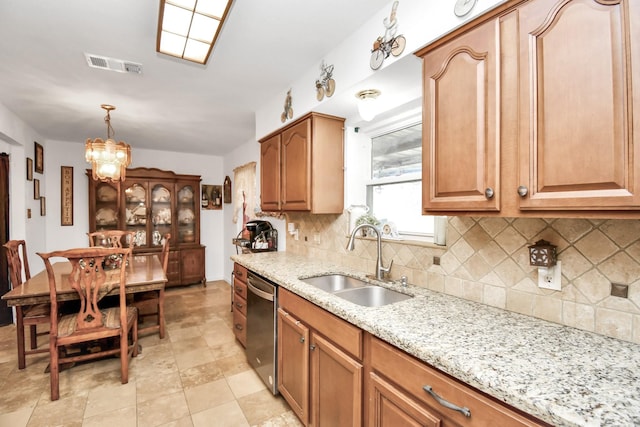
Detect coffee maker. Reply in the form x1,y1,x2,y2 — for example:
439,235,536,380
234,220,278,252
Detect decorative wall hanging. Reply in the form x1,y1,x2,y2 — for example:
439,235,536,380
369,1,406,70
61,166,74,226
33,178,40,199
40,197,46,216
281,89,293,123
202,184,222,210
454,0,477,17
34,141,44,174
26,158,33,181
224,176,232,203
315,61,336,101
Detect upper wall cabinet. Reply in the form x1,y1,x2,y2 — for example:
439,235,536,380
417,0,640,218
259,112,345,214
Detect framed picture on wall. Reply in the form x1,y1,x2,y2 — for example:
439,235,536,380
26,157,33,181
34,141,44,174
33,178,40,199
61,166,73,226
40,197,46,216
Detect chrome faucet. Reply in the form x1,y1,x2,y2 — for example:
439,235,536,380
346,224,393,281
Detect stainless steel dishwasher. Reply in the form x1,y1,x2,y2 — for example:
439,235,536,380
246,271,278,394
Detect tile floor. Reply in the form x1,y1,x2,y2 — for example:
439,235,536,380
0,281,303,427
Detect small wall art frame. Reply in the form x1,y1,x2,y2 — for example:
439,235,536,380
34,141,44,174
40,197,46,216
26,157,33,181
61,166,73,226
33,178,40,199
201,184,222,210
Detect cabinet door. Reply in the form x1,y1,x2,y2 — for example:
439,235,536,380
310,333,362,427
518,0,640,210
92,181,120,232
260,134,281,211
176,182,198,245
422,18,500,212
180,246,204,285
369,373,441,427
123,180,149,247
150,182,173,249
277,308,310,425
281,118,312,211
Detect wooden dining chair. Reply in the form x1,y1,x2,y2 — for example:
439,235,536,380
87,230,136,250
2,239,50,369
133,233,170,338
38,247,139,401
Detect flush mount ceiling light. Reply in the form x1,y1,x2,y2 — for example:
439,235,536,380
157,0,233,64
85,105,132,182
356,89,381,121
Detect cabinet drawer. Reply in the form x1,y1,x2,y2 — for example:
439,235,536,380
233,293,247,316
279,288,362,360
233,277,247,301
234,263,248,282
233,309,246,347
369,336,546,427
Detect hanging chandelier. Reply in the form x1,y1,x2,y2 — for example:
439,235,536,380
85,104,131,182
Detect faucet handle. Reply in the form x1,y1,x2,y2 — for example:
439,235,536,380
382,259,393,275
400,275,408,287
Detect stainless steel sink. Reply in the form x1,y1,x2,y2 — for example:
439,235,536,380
301,274,367,292
334,286,412,307
300,274,412,307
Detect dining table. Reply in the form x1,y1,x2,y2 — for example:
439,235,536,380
1,253,167,368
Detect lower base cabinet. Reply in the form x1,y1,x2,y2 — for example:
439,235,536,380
232,263,248,347
367,335,548,427
278,288,363,426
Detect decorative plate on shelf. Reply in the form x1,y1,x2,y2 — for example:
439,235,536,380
178,208,195,224
126,185,146,203
152,207,172,225
178,187,193,203
95,208,117,226
97,185,117,202
152,187,171,202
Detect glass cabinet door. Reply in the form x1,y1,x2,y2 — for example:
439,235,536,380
150,182,173,248
124,181,148,248
94,182,119,231
176,183,196,244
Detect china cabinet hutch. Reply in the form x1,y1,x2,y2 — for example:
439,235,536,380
87,167,205,287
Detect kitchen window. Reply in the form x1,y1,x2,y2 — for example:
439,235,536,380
366,122,435,239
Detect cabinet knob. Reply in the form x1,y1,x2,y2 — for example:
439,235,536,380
484,188,494,199
517,186,528,197
310,344,316,351
299,336,305,343
234,323,243,330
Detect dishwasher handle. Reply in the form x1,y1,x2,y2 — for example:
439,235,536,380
247,277,275,302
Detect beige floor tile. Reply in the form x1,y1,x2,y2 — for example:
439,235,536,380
173,347,216,371
179,360,224,389
157,415,194,427
191,400,250,427
83,406,137,427
137,390,190,427
253,410,304,427
27,394,86,427
136,369,184,403
236,389,291,426
0,405,34,427
84,381,137,418
214,355,252,377
183,377,236,414
227,369,267,399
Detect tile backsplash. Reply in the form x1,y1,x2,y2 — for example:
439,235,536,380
285,213,640,344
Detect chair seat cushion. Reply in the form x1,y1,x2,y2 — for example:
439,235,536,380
23,303,50,318
57,306,137,338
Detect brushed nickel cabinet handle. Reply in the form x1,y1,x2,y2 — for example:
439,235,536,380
235,323,243,330
310,344,316,351
517,185,528,197
299,336,305,343
423,385,471,417
484,188,494,199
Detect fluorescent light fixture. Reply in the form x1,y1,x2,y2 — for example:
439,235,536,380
157,0,233,64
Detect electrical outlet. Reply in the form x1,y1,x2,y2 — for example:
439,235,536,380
537,261,562,291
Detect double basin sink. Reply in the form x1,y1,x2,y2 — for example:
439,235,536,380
300,274,412,307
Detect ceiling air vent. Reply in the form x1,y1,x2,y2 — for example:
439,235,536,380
84,53,143,75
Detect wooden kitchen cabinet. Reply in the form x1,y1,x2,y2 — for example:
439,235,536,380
367,335,547,427
232,263,248,347
259,112,345,213
278,288,363,426
421,15,500,212
88,167,205,286
417,0,640,218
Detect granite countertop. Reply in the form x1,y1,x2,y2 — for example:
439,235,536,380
231,252,640,427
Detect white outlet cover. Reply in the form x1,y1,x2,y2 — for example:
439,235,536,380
538,261,562,291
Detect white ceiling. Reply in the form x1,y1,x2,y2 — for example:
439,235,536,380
0,0,400,156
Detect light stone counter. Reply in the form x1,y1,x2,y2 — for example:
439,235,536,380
232,252,640,427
